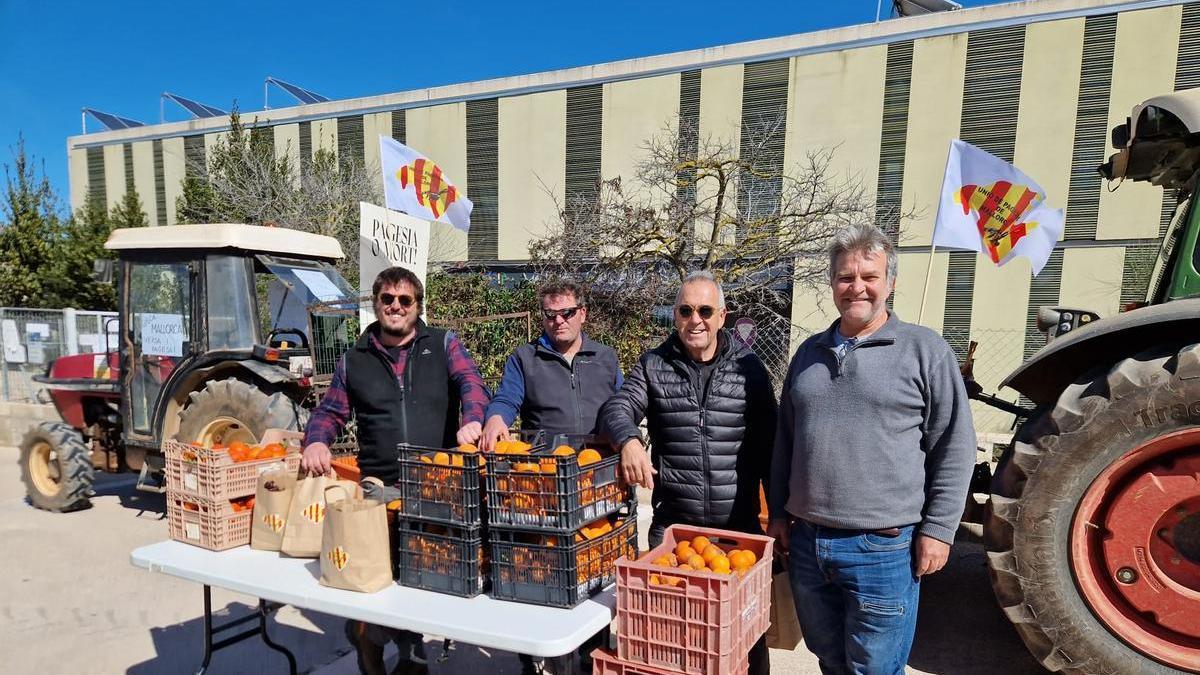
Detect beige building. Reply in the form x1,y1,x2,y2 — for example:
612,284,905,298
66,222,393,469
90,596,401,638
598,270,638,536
67,0,1199,429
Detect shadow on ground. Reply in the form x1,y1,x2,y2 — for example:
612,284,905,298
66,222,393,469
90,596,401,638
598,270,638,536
907,530,1046,674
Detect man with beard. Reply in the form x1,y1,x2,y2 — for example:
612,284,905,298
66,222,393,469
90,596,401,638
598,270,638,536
301,266,489,675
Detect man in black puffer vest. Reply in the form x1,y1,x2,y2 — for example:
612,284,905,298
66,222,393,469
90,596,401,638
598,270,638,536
302,266,489,675
600,271,777,675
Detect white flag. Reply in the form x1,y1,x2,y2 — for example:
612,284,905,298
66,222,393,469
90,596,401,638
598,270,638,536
933,139,1064,276
379,135,472,232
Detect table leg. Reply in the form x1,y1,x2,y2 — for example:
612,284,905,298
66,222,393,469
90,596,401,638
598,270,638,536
193,584,297,675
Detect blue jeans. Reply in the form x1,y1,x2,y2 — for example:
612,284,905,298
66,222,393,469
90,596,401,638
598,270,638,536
787,519,919,675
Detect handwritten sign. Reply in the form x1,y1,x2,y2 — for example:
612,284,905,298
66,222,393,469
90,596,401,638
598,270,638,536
140,313,184,357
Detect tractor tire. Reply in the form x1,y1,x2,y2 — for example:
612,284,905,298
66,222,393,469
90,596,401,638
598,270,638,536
985,343,1200,674
176,378,306,446
19,421,93,512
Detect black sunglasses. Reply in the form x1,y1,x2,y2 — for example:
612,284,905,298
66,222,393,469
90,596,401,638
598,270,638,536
378,292,417,308
542,306,583,321
676,304,717,320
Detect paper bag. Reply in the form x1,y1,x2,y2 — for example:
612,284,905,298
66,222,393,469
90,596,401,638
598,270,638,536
766,560,803,650
250,470,296,551
320,485,392,593
281,473,357,557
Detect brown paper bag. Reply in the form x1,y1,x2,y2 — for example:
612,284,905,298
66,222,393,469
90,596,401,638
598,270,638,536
766,561,803,650
281,473,357,557
250,470,296,551
320,485,392,593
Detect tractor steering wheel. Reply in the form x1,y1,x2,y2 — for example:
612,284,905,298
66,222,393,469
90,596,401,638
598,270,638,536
267,328,309,349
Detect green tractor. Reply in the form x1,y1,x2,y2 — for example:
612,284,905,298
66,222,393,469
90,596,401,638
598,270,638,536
982,89,1200,672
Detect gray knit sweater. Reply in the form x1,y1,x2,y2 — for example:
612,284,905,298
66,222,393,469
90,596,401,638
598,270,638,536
768,312,976,544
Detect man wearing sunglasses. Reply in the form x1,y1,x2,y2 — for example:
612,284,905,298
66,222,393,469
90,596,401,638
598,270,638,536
599,270,776,675
768,224,975,675
479,277,622,675
301,266,489,675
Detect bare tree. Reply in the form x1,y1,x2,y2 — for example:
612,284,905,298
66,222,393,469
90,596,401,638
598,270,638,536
531,115,878,315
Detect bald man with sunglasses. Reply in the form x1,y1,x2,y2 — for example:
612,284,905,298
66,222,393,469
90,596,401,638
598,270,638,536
599,271,777,674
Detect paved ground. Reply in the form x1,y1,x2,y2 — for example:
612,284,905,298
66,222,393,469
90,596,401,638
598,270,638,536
1,446,1046,674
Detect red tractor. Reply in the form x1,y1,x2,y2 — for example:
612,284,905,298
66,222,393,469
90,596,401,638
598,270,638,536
19,223,355,512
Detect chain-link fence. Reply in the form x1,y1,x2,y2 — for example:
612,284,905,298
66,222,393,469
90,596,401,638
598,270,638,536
0,307,118,403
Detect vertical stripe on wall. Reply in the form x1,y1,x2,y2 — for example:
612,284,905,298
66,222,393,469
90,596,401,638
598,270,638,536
122,143,134,192
565,85,603,212
677,70,702,219
1120,244,1159,308
250,125,274,158
875,41,914,239
337,115,364,167
153,140,166,225
391,110,406,143
184,135,206,177
738,59,789,227
1024,249,1064,358
466,98,499,261
943,26,1026,357
87,147,105,206
1064,14,1118,240
298,121,312,174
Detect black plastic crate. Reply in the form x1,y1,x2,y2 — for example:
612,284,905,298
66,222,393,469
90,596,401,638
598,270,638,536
396,444,485,527
489,507,637,609
395,518,488,598
484,433,631,532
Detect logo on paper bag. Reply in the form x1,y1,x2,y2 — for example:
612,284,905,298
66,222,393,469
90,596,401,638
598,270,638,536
302,502,326,524
262,513,285,533
328,546,349,571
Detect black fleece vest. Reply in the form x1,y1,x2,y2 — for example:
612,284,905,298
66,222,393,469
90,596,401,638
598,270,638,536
345,324,458,483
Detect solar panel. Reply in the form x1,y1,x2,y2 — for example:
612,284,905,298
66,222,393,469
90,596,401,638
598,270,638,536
83,108,145,131
266,77,330,104
163,93,227,118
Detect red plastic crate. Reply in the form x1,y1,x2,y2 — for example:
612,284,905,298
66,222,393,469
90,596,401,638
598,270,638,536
590,648,747,675
615,524,772,675
166,493,254,551
163,438,300,501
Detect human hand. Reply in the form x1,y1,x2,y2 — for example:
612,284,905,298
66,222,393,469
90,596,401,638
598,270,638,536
300,442,332,476
619,438,656,489
767,519,791,559
914,535,951,576
456,421,483,446
479,415,510,452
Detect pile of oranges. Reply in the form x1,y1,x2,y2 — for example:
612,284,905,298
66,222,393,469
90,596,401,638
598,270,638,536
648,535,758,586
402,524,487,581
179,495,256,513
492,445,611,523
497,515,631,587
226,441,288,463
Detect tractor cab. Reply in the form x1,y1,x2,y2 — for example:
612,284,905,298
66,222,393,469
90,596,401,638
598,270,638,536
21,223,354,512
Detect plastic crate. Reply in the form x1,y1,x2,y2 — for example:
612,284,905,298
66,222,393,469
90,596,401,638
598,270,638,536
490,509,637,608
395,518,488,598
484,434,629,531
166,493,254,551
615,524,772,675
589,648,747,675
163,438,300,502
331,454,360,482
395,444,486,526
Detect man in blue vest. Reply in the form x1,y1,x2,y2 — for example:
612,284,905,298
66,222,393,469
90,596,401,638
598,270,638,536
481,277,622,675
302,266,489,675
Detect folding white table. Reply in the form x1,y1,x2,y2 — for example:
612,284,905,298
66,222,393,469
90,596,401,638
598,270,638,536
131,541,615,674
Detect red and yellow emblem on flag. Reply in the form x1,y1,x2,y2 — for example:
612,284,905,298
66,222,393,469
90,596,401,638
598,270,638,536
327,546,349,571
302,502,325,524
397,159,459,220
954,180,1041,264
262,513,285,533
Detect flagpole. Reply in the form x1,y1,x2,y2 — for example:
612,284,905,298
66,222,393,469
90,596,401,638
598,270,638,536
917,242,937,326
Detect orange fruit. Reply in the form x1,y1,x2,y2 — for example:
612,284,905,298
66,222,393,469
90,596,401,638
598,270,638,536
686,554,706,569
650,574,662,586
664,575,682,587
459,443,478,453
709,556,732,575
539,459,558,474
552,445,576,456
433,452,451,466
577,449,602,466
653,555,673,567
451,454,465,468
690,536,711,554
701,547,721,565
419,456,433,464
513,462,540,473
511,441,533,454
674,543,694,561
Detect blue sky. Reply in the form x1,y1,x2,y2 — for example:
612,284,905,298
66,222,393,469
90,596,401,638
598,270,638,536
0,0,1005,210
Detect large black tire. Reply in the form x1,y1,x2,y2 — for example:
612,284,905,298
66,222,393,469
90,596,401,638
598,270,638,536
176,378,306,445
19,421,93,512
985,343,1200,674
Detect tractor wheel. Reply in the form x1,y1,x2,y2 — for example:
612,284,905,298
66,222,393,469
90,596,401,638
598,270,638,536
19,421,93,512
176,378,306,446
985,343,1200,673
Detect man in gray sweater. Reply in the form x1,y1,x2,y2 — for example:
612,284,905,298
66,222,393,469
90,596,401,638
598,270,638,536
768,223,976,674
